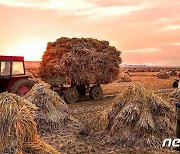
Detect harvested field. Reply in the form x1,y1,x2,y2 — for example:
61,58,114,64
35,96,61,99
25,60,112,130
23,63,178,153
102,72,175,95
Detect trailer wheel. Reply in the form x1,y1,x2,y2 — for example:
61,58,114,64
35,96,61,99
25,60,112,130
64,87,78,103
173,80,179,88
9,79,35,96
90,85,103,100
76,85,86,96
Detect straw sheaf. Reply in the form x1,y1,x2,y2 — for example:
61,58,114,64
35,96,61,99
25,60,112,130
85,83,175,148
171,88,180,101
157,70,169,79
25,84,79,132
0,92,59,154
117,72,132,82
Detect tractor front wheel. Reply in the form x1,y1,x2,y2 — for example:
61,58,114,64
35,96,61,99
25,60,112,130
63,87,79,103
9,79,35,96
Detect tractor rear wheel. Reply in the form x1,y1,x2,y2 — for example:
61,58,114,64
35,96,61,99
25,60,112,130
63,87,79,103
90,85,103,100
9,79,35,96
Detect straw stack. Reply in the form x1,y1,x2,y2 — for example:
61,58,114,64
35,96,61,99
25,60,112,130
39,37,122,85
171,88,180,100
25,84,79,132
124,69,131,76
0,92,59,154
157,70,169,79
169,70,178,76
117,72,132,82
83,84,175,148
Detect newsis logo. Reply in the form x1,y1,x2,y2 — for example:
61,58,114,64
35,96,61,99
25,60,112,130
162,139,180,148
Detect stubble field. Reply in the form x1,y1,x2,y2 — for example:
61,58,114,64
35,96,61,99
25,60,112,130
25,62,178,154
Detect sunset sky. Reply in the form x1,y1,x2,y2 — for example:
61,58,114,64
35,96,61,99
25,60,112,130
0,0,180,66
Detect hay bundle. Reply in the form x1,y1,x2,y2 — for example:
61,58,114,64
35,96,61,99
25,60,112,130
0,92,59,154
171,88,180,100
117,72,131,82
169,70,178,76
124,69,131,76
84,84,175,148
39,37,122,85
157,70,169,79
25,84,78,132
26,71,39,83
26,72,51,88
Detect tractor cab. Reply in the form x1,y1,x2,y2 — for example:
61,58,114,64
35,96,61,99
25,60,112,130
0,56,34,95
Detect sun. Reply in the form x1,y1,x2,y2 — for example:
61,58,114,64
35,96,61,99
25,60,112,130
6,38,46,61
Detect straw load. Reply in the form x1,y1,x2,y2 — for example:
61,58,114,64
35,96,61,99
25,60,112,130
0,92,59,154
25,84,79,132
38,37,122,85
117,72,132,82
157,70,169,79
82,84,175,148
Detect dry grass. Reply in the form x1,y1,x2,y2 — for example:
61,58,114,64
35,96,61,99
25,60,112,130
82,83,175,148
0,92,59,154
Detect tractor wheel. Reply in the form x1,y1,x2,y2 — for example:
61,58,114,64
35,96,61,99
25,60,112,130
9,79,35,96
173,80,179,88
63,87,79,103
90,85,103,100
76,85,86,96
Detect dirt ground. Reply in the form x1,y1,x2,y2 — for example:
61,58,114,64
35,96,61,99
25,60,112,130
34,71,179,154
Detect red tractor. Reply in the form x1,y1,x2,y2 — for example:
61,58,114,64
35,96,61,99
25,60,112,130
0,55,35,96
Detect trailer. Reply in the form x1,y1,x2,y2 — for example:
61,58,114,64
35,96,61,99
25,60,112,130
46,76,103,103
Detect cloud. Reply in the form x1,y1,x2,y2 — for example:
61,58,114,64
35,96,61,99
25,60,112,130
77,5,150,19
0,0,153,19
124,48,160,53
162,42,180,46
162,25,180,31
0,0,94,11
90,0,143,7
